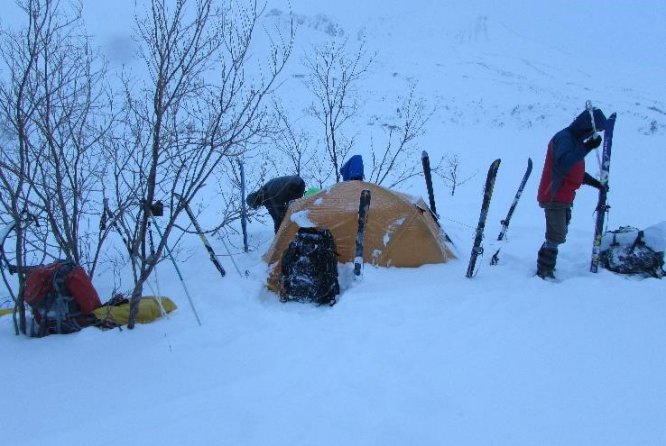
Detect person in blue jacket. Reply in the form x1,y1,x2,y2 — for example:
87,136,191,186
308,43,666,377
340,155,364,181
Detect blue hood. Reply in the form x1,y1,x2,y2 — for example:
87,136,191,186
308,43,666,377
569,108,608,138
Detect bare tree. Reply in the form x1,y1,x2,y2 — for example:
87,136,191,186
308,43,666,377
0,5,44,333
437,153,476,196
108,0,292,328
443,153,461,196
0,0,113,334
304,38,372,182
368,84,435,188
308,151,334,189
271,99,315,178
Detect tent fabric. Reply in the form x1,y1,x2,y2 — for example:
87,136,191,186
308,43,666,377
92,296,177,325
264,181,455,289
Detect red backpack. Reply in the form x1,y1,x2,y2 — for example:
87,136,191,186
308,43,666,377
23,260,102,336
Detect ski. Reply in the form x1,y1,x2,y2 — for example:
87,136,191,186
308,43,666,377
421,150,455,246
175,194,226,278
354,189,371,276
421,150,438,219
590,112,617,273
238,159,249,253
490,157,533,265
466,158,501,278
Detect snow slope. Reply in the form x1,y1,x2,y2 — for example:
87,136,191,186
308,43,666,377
1,1,665,445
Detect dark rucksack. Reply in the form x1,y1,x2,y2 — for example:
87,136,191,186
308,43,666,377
279,227,340,305
23,260,102,336
599,226,665,278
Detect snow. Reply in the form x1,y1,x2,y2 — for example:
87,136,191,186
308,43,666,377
384,218,405,246
2,1,666,445
644,222,666,252
290,209,316,228
600,222,666,253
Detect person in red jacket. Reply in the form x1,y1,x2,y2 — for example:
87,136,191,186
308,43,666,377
536,106,607,279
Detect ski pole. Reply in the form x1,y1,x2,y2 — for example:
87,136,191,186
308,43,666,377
218,233,245,278
146,222,168,318
174,193,226,278
149,216,202,326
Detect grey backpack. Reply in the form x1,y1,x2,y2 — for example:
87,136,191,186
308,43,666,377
599,226,665,278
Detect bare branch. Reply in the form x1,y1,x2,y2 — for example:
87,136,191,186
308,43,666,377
109,0,293,327
368,83,435,188
303,38,373,182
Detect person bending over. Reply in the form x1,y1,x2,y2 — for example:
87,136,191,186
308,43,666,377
246,175,306,233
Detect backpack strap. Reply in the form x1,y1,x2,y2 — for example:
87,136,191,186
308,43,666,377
631,231,664,279
611,231,619,246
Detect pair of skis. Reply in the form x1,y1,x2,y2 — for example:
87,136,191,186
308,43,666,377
466,157,533,277
490,158,533,265
420,151,532,277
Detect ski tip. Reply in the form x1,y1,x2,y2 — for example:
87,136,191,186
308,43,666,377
421,150,429,159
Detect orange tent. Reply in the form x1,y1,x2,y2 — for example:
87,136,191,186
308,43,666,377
263,181,455,288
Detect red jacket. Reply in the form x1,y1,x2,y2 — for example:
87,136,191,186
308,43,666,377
537,139,585,204
537,108,607,205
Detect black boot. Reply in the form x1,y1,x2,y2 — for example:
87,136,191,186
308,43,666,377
537,243,558,279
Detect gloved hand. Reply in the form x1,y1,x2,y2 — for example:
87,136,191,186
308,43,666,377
594,179,609,192
584,174,608,192
584,133,602,149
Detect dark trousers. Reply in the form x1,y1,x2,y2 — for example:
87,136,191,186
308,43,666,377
266,202,288,233
538,203,572,275
544,206,572,245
